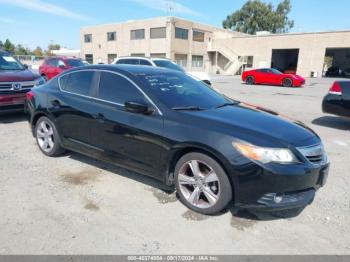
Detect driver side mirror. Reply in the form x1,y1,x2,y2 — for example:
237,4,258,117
58,64,66,69
124,101,153,115
23,64,29,69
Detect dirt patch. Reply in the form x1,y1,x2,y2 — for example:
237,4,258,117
230,216,257,231
148,188,177,204
182,210,209,221
84,200,100,211
61,169,101,186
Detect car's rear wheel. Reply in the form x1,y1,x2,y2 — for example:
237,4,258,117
35,116,65,157
246,76,255,85
174,152,232,215
282,78,293,87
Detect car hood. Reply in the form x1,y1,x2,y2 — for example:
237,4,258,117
184,102,318,147
0,69,40,82
287,74,304,80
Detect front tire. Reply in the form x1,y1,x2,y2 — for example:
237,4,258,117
282,78,293,87
35,116,65,157
175,152,232,215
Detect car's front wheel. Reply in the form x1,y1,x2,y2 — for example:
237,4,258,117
175,152,232,215
35,116,65,157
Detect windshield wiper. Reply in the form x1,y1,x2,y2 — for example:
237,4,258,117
215,101,239,109
172,106,204,111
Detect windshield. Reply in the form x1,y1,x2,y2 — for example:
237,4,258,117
137,71,228,110
271,68,282,74
153,60,185,72
66,59,84,67
0,55,24,70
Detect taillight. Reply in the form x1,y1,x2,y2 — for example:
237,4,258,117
329,82,342,95
26,91,34,101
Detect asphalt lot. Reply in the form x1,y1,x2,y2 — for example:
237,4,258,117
0,76,349,254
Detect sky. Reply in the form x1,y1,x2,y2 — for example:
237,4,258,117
0,0,349,50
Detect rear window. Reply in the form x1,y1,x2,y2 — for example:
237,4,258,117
60,71,94,96
116,59,139,65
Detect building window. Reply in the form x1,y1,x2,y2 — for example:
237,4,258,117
192,55,204,68
85,54,93,64
175,27,188,40
107,32,116,41
130,53,145,57
84,34,92,43
131,29,145,40
175,54,187,67
107,54,117,64
150,27,166,39
247,56,254,68
193,30,205,42
151,53,166,58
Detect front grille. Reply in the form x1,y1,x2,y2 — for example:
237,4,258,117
0,81,35,91
297,144,326,165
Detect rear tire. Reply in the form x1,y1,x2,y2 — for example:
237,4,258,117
174,152,232,215
246,76,255,85
35,116,65,157
282,78,293,87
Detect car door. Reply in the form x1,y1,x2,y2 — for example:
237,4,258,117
46,58,58,79
50,70,99,152
89,71,165,177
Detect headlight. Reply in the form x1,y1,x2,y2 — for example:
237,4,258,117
232,141,298,164
34,77,45,87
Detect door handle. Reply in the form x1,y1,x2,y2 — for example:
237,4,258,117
93,113,105,123
50,100,61,108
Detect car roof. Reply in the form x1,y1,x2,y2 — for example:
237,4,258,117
0,50,10,56
116,56,152,60
67,64,177,76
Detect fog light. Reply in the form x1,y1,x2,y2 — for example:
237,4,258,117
274,194,283,203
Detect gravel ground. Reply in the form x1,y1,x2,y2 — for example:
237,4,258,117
0,76,349,255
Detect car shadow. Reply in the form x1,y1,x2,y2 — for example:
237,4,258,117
312,116,350,131
0,112,27,124
67,152,304,221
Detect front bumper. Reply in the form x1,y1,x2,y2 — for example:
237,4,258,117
322,94,350,118
0,93,26,114
232,161,330,211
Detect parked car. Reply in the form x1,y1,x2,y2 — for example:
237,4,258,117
242,68,305,87
322,81,350,118
39,57,85,80
325,66,343,77
343,68,350,78
113,56,212,86
0,50,45,114
26,65,329,215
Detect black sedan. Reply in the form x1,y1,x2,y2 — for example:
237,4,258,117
26,65,329,215
322,81,350,118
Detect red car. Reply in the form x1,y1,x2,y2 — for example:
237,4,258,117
39,57,84,80
0,50,45,114
242,68,305,87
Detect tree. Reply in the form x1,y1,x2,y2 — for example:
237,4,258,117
0,41,3,50
3,39,15,53
15,44,31,55
45,43,61,56
223,0,294,34
32,46,43,57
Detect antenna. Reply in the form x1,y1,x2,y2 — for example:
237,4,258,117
166,0,175,17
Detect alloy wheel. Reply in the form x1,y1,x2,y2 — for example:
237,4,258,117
36,120,55,153
178,160,220,208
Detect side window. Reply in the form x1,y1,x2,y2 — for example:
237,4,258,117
60,71,94,96
139,59,152,66
116,59,138,65
97,72,145,105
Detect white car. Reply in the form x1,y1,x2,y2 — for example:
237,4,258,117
112,57,211,86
